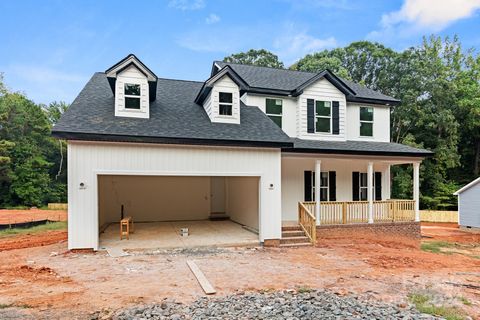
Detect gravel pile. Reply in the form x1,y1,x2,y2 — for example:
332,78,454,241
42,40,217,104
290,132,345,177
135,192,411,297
111,290,438,320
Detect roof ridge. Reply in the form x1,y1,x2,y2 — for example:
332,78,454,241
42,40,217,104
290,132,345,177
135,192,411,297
96,72,203,84
216,60,318,75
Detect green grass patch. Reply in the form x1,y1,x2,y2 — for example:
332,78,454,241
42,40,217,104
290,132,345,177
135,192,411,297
458,296,472,306
2,206,30,210
0,221,67,238
0,303,12,309
408,293,466,320
296,285,313,293
421,241,455,254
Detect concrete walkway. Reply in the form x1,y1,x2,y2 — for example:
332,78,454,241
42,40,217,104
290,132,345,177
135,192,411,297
100,220,259,250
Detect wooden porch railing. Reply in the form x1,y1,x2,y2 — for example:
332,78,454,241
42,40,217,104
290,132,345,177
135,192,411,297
301,200,415,225
298,202,316,244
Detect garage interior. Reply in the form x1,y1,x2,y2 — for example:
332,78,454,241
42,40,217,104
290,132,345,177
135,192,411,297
97,175,260,249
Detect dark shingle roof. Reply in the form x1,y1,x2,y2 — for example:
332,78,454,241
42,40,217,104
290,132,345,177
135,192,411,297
340,79,398,103
215,61,399,104
286,139,432,157
215,61,315,91
52,73,292,147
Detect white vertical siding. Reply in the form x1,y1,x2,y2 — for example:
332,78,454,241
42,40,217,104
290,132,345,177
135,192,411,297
346,103,390,142
298,78,347,141
458,187,480,228
68,141,282,249
281,156,390,221
243,94,298,137
115,66,149,119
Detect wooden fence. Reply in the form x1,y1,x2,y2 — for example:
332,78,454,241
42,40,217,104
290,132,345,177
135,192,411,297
47,203,68,210
420,210,458,223
301,200,415,225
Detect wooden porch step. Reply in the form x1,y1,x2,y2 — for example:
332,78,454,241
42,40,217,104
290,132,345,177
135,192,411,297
281,225,303,232
280,236,310,244
281,230,306,237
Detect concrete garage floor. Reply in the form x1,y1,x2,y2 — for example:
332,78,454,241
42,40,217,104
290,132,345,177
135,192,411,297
99,220,259,250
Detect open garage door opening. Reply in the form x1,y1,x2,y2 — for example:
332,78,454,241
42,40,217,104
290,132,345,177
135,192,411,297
97,175,260,250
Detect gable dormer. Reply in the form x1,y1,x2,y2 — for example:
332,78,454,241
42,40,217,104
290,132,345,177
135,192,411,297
195,66,248,124
105,54,157,119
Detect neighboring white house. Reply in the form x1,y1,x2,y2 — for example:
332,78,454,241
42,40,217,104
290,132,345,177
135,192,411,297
52,54,432,250
454,177,480,230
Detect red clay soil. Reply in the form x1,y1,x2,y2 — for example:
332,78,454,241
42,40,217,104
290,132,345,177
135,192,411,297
0,231,67,252
421,223,480,243
0,209,67,224
0,225,479,318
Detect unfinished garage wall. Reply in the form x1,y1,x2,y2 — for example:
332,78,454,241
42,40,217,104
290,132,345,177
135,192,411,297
98,175,211,224
225,177,259,230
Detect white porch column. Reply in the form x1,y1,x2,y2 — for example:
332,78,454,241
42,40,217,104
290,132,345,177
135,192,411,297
315,160,321,226
367,161,374,224
385,164,391,199
413,162,420,222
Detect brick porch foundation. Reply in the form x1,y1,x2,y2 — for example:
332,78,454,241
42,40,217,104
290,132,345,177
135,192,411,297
316,221,421,240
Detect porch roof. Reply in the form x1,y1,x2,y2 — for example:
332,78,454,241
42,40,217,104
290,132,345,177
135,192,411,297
284,139,433,158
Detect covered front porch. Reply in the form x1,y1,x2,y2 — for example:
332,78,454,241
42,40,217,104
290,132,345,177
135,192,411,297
282,153,422,243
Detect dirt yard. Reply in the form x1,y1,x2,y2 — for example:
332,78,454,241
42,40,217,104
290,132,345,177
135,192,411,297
0,222,479,319
0,209,67,224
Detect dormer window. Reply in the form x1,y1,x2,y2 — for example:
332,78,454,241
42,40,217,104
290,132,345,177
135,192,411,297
124,83,141,109
105,54,158,119
219,92,233,116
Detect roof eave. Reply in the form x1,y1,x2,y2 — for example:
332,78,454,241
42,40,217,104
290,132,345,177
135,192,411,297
346,95,401,106
51,131,293,149
453,177,480,195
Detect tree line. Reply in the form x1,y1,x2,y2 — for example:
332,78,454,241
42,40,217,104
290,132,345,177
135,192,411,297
0,75,67,207
224,36,480,210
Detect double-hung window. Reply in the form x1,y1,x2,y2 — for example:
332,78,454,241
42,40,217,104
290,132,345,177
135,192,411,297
266,98,282,128
360,106,374,137
311,171,329,201
315,101,331,133
124,83,141,109
359,172,375,201
219,92,233,116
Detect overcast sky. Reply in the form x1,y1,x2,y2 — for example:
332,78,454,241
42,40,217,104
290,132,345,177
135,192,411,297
1,0,480,104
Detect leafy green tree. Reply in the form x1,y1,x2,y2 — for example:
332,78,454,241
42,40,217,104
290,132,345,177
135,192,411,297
455,54,480,177
44,101,69,125
290,50,350,78
0,92,55,206
223,49,284,68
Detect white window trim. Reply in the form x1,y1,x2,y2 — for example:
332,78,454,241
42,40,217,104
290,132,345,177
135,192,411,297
219,91,233,116
359,106,374,137
311,171,329,201
314,100,332,134
123,82,143,111
265,98,283,126
359,172,375,201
